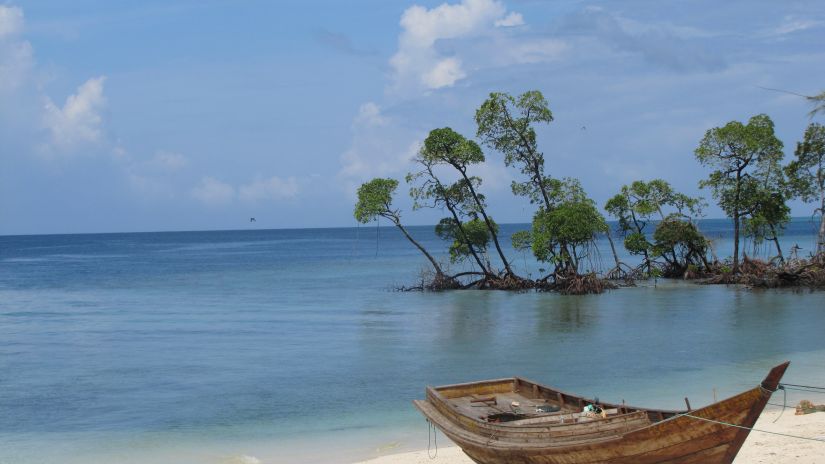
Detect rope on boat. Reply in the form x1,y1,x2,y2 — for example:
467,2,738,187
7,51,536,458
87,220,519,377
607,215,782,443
680,413,825,443
780,383,825,394
427,419,438,459
771,385,787,424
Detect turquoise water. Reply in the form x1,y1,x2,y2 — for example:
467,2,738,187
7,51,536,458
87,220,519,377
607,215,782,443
1,220,824,464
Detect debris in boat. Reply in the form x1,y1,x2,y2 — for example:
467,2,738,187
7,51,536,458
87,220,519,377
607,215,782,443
535,404,560,413
796,400,825,415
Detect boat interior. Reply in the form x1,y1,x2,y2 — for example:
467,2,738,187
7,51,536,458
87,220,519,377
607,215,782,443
430,377,686,427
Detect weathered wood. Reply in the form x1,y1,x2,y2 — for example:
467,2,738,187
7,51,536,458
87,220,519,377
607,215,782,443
413,362,789,464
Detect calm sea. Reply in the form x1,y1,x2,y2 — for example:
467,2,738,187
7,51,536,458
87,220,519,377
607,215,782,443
1,219,824,464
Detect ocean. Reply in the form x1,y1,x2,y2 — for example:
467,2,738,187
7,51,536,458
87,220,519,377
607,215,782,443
1,219,824,463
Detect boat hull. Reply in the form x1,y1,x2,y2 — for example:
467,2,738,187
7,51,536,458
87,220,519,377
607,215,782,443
414,362,788,464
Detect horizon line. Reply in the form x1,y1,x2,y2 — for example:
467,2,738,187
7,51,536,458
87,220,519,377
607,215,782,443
1,216,822,239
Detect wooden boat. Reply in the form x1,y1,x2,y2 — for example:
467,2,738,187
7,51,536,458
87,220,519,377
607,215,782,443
413,361,789,464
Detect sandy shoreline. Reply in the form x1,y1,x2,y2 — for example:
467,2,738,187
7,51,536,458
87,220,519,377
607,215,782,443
354,408,825,464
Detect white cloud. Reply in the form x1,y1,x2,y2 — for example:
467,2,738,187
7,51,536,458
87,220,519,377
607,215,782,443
191,177,235,206
148,150,188,171
0,5,24,38
422,58,467,89
43,76,107,152
772,16,822,35
338,102,420,195
387,0,567,95
238,176,299,202
0,5,32,93
389,0,517,93
562,7,725,72
190,174,301,206
422,57,466,89
354,102,387,127
494,12,523,28
503,39,567,65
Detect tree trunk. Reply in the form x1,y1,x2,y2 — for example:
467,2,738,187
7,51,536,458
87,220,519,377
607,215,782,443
457,169,515,277
819,187,825,255
769,224,784,263
733,211,740,274
733,169,742,274
446,204,492,276
392,219,444,276
605,227,621,269
426,165,491,276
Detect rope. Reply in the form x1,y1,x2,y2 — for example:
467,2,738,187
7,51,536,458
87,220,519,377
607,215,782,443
772,385,786,424
782,383,825,390
680,413,825,443
780,383,825,394
427,419,438,459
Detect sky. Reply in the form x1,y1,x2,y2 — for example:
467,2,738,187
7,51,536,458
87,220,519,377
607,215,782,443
1,0,824,235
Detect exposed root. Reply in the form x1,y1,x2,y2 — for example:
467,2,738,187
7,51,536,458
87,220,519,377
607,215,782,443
698,254,825,289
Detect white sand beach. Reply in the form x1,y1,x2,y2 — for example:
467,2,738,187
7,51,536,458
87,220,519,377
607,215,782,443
354,409,825,464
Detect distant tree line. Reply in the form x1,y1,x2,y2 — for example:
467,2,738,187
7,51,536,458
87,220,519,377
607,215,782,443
355,89,825,293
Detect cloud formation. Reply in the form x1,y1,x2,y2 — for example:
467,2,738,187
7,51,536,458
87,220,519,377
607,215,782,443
43,77,108,152
190,175,301,206
191,177,235,206
0,5,32,93
563,6,725,72
390,0,517,93
238,176,299,202
338,102,420,195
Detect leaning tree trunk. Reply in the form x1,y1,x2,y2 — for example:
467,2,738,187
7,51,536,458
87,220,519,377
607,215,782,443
457,169,515,277
391,218,445,277
819,188,825,255
733,170,742,274
426,165,492,276
605,228,621,269
733,212,740,274
769,224,784,264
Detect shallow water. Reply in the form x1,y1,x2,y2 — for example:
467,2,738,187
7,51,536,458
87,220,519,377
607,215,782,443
1,220,823,463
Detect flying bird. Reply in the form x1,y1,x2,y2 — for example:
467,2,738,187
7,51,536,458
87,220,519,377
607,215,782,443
250,217,256,222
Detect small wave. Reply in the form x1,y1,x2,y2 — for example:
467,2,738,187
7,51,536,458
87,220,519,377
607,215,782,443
221,455,261,464
2,257,50,263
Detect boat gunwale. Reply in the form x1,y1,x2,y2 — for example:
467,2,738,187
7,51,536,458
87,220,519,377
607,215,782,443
426,385,654,433
427,376,685,430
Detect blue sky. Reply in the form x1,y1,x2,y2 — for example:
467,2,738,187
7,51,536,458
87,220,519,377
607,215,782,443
1,0,823,235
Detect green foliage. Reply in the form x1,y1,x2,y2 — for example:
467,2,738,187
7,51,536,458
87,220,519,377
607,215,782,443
604,179,704,270
786,123,825,205
695,114,786,269
421,127,485,167
742,190,791,245
530,198,607,264
695,114,784,218
624,232,652,256
354,178,399,224
435,217,495,263
511,230,532,251
475,90,554,205
787,122,825,253
408,127,489,216
407,165,480,213
652,216,708,267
